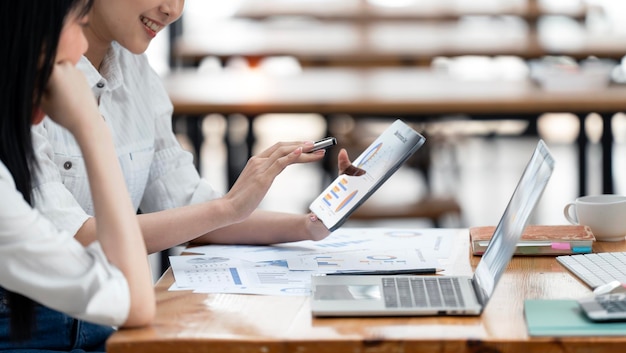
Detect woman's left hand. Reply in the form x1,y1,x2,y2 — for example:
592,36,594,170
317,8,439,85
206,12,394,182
307,148,365,240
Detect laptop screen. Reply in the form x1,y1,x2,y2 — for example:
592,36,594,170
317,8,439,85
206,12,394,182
472,140,555,306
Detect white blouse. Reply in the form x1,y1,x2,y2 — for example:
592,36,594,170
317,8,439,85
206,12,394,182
31,42,220,236
0,161,129,326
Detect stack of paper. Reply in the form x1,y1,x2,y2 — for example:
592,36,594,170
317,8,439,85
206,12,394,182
168,228,462,296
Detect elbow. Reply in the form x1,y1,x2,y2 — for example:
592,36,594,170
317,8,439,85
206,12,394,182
122,302,156,328
121,292,156,328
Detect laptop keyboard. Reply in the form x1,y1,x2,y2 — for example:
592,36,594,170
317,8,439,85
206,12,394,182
382,277,465,308
556,252,626,288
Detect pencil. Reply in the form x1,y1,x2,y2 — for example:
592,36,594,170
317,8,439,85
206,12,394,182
325,268,443,276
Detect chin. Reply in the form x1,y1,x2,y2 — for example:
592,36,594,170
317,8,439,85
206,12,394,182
125,40,151,55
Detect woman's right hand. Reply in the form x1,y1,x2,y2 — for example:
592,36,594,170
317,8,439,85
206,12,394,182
223,141,325,223
39,61,102,134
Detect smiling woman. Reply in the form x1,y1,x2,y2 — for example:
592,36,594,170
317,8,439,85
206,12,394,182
82,0,184,69
30,0,362,280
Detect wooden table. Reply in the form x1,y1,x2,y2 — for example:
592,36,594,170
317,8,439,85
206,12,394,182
107,230,626,353
164,67,626,196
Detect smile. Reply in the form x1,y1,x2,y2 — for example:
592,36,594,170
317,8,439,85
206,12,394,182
140,16,162,33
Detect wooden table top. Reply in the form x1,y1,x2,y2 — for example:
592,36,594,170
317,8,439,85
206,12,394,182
107,230,626,353
164,67,626,116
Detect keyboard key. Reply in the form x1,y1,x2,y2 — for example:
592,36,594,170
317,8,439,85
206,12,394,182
382,277,465,309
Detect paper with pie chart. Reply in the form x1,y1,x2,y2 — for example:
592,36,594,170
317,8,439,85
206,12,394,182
309,119,426,231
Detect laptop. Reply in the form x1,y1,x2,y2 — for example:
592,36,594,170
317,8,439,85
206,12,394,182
310,140,555,316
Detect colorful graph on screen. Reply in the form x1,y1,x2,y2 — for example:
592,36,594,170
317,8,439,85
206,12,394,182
321,177,359,212
354,141,396,178
357,142,383,169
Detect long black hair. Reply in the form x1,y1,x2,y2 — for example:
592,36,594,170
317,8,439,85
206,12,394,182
0,0,93,341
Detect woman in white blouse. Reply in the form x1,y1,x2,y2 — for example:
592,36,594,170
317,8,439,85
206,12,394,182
0,0,154,350
30,0,361,255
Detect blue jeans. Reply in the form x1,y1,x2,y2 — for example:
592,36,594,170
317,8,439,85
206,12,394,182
0,289,114,352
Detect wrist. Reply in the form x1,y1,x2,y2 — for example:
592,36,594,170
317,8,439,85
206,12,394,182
305,212,331,241
70,116,108,145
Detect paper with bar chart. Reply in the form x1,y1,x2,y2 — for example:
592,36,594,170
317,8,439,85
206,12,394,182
169,227,461,296
309,119,425,231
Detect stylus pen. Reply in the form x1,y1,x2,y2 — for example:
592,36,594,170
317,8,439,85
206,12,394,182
325,268,443,276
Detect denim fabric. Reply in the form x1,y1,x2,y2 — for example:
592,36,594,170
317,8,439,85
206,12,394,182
0,289,114,352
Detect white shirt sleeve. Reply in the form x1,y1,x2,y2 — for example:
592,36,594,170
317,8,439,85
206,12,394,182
31,123,92,236
0,163,130,327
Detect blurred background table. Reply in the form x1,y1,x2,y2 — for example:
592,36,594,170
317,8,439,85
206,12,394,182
174,18,626,67
232,0,586,22
173,0,626,67
165,66,625,196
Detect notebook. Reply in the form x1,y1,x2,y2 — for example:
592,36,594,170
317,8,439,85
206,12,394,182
470,225,595,256
525,299,626,336
309,119,426,231
310,140,555,316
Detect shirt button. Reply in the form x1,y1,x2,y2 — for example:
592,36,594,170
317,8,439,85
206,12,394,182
63,161,72,170
96,81,105,88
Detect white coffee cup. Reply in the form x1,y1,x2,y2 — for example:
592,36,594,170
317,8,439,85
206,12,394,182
563,194,626,242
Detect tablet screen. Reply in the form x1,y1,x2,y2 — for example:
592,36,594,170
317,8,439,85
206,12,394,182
309,119,426,231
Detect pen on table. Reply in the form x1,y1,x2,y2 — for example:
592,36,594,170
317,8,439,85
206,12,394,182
325,268,443,276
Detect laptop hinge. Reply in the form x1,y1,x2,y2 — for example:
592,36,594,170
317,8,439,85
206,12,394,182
470,276,488,309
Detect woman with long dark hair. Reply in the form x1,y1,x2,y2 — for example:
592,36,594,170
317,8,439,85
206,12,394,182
0,0,154,350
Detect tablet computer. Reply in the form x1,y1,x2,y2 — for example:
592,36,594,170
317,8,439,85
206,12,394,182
309,119,426,231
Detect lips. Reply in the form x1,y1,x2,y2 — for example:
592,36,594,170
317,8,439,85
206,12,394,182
140,15,163,34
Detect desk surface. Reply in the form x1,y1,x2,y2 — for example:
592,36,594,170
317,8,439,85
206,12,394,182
107,231,626,353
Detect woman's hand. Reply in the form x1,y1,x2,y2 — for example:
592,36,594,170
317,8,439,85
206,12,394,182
337,148,365,176
223,141,325,223
39,61,102,134
306,148,366,241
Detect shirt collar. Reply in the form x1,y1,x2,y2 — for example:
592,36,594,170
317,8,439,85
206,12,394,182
77,42,124,91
